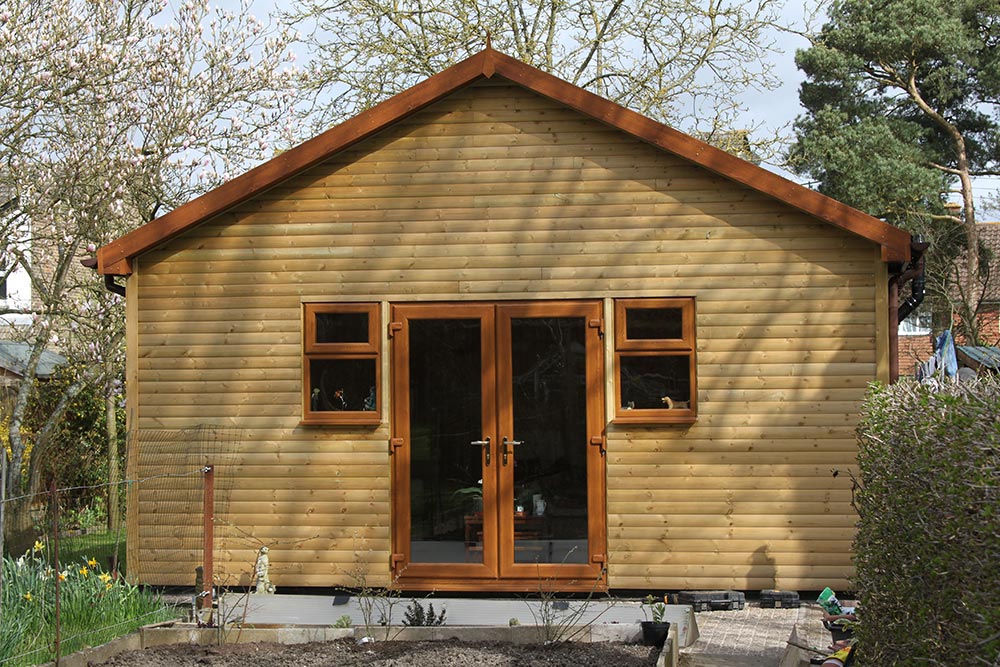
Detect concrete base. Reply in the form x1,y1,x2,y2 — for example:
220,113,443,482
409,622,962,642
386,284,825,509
222,593,698,648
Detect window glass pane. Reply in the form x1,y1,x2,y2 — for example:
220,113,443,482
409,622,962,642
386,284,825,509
619,355,691,410
315,311,369,344
625,307,683,340
899,310,932,336
309,359,377,412
408,319,483,564
510,317,588,564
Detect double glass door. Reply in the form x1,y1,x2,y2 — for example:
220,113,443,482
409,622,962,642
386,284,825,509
390,301,606,589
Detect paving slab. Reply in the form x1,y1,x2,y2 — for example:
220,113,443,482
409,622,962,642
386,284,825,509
679,602,831,667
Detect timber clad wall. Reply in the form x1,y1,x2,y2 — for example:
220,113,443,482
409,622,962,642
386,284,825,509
131,80,879,590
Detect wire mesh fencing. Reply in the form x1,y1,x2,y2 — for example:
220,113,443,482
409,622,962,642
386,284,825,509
0,424,244,666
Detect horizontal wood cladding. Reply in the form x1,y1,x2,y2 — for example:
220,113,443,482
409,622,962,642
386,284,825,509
131,81,878,591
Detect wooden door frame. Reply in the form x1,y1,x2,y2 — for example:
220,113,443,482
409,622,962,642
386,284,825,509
390,300,607,592
390,302,498,584
495,301,607,585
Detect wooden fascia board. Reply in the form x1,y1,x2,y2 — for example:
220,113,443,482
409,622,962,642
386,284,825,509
486,51,911,264
97,50,497,276
97,47,910,275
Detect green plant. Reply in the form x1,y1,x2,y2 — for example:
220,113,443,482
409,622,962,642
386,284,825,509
338,558,406,641
643,594,666,623
0,541,176,666
333,614,353,629
525,548,614,643
402,599,446,626
854,378,1000,666
65,497,108,531
450,484,483,512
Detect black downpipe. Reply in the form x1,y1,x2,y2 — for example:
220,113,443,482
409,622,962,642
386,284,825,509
104,274,126,297
897,238,926,322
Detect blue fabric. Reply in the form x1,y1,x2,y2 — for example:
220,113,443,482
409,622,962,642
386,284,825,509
935,330,959,377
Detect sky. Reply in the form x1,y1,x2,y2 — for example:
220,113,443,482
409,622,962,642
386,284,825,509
219,0,998,212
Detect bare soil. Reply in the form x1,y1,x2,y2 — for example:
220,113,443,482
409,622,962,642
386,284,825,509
95,639,660,667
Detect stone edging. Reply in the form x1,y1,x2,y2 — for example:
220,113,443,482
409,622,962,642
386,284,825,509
41,622,676,667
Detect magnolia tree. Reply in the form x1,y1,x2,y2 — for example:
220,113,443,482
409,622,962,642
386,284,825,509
285,0,797,159
0,0,305,547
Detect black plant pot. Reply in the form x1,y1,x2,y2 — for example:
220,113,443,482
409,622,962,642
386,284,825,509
640,621,670,648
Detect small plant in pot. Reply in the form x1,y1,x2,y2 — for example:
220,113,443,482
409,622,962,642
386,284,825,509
641,594,670,648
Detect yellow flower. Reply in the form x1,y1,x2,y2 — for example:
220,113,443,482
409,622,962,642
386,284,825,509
79,567,89,577
23,592,32,601
87,558,97,567
58,571,67,582
33,540,44,552
99,572,112,584
105,583,113,590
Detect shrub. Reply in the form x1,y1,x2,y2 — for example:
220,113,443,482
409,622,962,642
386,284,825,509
854,377,999,666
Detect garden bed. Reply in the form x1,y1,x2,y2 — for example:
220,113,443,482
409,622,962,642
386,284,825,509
95,639,660,667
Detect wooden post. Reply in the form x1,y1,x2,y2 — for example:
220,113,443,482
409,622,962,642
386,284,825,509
51,479,61,666
202,465,214,620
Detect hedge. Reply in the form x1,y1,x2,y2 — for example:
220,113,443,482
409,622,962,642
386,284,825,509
854,377,999,666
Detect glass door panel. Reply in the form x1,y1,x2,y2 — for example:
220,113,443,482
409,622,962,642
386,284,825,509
407,318,484,563
508,316,589,564
392,301,604,588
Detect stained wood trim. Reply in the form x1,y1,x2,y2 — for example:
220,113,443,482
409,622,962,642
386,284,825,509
493,300,606,584
97,48,910,275
390,302,499,582
613,297,698,424
301,302,381,425
875,251,891,383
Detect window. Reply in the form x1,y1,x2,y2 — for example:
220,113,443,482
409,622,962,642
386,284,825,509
614,298,697,424
899,310,932,336
302,303,381,425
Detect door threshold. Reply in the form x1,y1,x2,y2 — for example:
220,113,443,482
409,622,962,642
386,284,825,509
394,576,609,594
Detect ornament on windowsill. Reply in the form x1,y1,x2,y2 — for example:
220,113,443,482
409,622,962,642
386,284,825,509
331,388,347,411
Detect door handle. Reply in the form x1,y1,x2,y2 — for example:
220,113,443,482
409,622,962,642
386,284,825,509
471,437,491,465
502,437,523,466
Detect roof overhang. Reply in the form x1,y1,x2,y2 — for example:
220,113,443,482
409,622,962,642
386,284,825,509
97,47,911,276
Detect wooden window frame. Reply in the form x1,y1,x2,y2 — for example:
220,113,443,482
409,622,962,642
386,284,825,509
613,297,697,424
301,302,381,426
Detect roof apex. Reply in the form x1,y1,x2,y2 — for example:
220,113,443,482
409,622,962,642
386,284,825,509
97,47,910,275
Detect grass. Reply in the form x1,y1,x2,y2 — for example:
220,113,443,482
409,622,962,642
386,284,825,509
0,541,176,666
57,527,128,575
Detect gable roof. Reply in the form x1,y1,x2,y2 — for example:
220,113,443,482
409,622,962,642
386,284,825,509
96,47,912,276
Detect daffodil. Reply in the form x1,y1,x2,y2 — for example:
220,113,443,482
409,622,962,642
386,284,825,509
23,592,32,601
79,566,89,577
87,557,97,567
58,571,67,582
33,540,44,552
99,572,112,584
106,582,113,590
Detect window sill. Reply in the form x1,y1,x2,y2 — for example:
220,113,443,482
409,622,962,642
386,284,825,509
299,413,382,427
612,410,697,426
